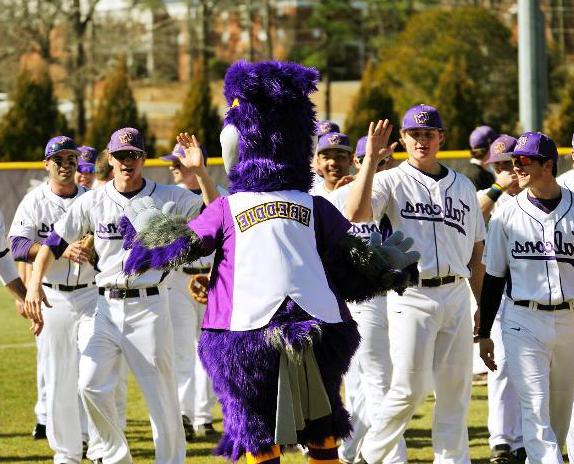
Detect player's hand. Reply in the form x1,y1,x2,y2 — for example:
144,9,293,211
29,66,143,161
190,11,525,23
15,300,26,318
473,308,480,343
334,175,355,190
63,240,91,264
124,197,176,234
371,231,420,270
494,170,518,191
365,120,398,166
176,132,205,172
479,338,497,371
189,274,209,305
24,284,50,332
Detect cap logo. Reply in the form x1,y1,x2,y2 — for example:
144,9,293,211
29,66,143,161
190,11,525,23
328,134,341,145
119,131,134,144
516,135,528,150
414,112,430,125
493,141,506,154
320,122,330,133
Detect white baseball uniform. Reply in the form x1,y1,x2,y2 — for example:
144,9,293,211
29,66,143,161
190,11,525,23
477,189,523,453
484,187,574,463
50,179,203,464
358,161,485,464
9,182,97,464
557,169,574,191
328,184,407,464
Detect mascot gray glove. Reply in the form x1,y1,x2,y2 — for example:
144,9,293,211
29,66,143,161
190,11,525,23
124,197,176,234
370,231,420,270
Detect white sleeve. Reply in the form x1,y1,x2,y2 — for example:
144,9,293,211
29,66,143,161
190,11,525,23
471,193,486,242
483,208,508,277
0,211,17,284
371,172,390,222
9,197,37,240
174,188,204,220
53,196,91,244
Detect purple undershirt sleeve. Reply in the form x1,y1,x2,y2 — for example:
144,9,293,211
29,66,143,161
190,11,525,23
478,273,507,338
10,236,34,262
44,232,69,260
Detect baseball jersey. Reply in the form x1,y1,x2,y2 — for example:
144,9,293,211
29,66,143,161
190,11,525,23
0,210,17,285
484,187,574,304
557,169,574,191
477,188,515,218
367,161,485,279
52,179,203,288
309,180,332,199
189,190,352,331
9,182,95,286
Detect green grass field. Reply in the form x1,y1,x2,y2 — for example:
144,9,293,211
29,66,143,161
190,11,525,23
0,287,493,463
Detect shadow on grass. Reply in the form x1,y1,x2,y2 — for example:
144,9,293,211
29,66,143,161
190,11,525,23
404,425,489,450
0,432,31,438
0,456,51,462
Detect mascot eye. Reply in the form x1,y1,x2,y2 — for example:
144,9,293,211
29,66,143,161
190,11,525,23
232,98,240,108
220,124,240,173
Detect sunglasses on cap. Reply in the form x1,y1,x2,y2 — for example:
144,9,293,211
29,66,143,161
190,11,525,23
112,151,145,161
512,155,545,168
77,165,95,174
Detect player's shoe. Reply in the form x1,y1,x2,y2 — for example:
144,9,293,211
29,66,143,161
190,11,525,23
194,422,215,437
511,447,526,463
490,444,513,463
32,423,46,440
182,415,195,442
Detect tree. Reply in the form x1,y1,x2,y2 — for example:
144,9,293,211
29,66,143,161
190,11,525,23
434,57,480,149
0,67,68,161
344,62,399,146
374,7,518,143
544,70,574,147
172,63,221,157
86,58,155,155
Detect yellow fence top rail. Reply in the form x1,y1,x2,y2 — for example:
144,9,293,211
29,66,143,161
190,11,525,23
0,149,570,169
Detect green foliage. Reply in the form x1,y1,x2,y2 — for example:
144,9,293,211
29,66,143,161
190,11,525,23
544,69,574,147
374,6,517,146
435,57,480,149
0,69,69,161
86,59,155,155
344,63,400,146
172,65,221,158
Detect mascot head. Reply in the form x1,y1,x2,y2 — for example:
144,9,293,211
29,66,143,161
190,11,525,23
221,61,319,193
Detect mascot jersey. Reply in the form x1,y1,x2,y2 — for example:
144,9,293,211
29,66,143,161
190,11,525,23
189,190,352,331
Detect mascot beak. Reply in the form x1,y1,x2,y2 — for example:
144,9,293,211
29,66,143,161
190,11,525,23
220,124,240,173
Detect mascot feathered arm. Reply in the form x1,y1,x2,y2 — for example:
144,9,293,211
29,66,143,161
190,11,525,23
325,231,420,302
119,197,206,275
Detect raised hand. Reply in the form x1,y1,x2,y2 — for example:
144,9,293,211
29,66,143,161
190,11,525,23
366,120,398,166
176,132,205,171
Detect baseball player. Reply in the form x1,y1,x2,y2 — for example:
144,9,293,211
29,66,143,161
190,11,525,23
9,136,97,464
460,126,498,191
75,146,97,189
476,135,526,463
24,127,217,464
556,133,574,190
0,211,28,304
345,106,486,463
311,120,341,189
309,132,355,198
478,132,574,463
160,141,218,440
329,135,407,464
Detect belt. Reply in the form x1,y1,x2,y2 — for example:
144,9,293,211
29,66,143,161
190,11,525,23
419,276,458,288
98,287,160,299
42,282,91,292
514,300,572,311
182,267,211,276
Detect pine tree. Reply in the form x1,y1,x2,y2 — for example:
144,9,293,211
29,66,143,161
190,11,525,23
344,63,400,148
544,71,574,147
172,63,221,157
434,57,480,150
86,58,155,154
0,68,69,161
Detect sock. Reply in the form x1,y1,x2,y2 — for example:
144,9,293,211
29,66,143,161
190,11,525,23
246,445,280,464
307,436,339,464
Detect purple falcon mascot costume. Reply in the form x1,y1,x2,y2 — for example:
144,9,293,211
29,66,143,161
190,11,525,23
119,61,418,464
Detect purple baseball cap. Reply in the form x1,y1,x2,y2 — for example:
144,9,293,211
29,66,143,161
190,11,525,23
485,135,516,164
44,136,79,159
161,143,185,162
401,104,443,131
108,127,145,154
316,120,341,137
513,132,558,160
469,126,498,149
355,135,367,158
78,146,98,165
317,132,352,154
